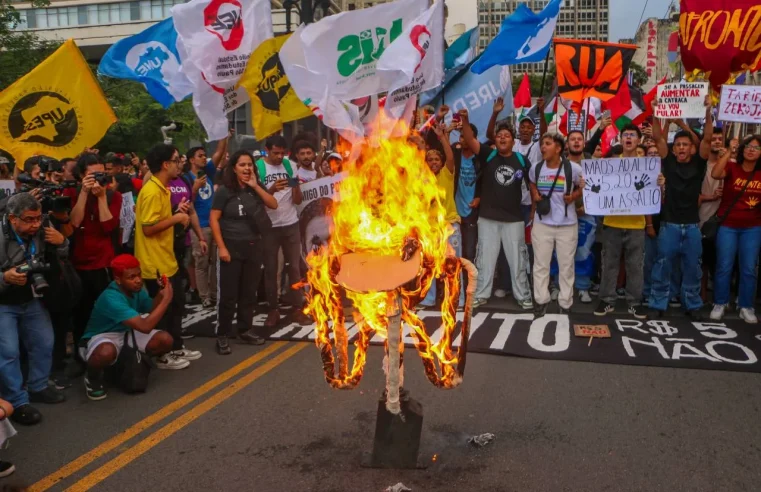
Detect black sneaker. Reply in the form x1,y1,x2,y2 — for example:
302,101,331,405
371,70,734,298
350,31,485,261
50,373,73,390
0,461,15,478
686,310,703,321
239,330,266,346
559,306,572,315
186,289,202,305
628,305,648,320
216,336,232,355
669,297,682,308
29,386,66,404
594,301,614,316
534,303,549,318
180,328,195,340
10,404,41,426
648,308,665,319
84,374,108,401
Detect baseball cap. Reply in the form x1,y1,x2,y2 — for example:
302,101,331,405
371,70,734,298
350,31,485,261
518,115,536,125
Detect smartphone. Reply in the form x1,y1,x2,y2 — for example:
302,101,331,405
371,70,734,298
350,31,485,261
157,270,168,289
288,177,300,187
197,169,206,179
452,114,461,123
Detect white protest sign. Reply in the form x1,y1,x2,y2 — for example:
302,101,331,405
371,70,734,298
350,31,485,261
582,157,661,216
718,85,761,124
655,82,708,119
0,180,14,198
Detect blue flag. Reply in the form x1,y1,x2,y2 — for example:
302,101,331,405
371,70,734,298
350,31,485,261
420,28,480,106
98,18,192,108
430,59,513,143
471,0,563,75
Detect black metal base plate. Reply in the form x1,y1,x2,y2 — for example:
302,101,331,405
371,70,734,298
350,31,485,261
362,395,425,469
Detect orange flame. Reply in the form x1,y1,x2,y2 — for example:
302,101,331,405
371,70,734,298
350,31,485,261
304,113,466,390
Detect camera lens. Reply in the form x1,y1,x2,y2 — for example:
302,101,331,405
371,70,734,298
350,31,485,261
31,273,48,293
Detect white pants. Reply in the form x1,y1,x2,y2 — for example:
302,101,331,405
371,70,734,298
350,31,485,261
79,329,162,363
475,218,531,302
531,221,578,309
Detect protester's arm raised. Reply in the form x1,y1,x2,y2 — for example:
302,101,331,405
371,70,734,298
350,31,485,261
459,109,481,156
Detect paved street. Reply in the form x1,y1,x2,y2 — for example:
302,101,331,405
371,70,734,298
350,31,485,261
9,334,761,492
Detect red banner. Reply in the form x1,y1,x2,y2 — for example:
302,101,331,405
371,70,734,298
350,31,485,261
679,0,761,89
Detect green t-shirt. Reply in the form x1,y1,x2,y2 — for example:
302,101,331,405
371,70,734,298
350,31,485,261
83,281,153,339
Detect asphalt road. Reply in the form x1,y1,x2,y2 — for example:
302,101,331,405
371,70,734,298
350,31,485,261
8,334,761,492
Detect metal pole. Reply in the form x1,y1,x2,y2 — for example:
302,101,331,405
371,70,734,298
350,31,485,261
539,49,551,97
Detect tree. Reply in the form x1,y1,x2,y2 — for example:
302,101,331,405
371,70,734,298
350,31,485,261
95,76,204,155
629,61,649,88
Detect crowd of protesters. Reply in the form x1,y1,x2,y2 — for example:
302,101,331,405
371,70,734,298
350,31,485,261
0,95,759,478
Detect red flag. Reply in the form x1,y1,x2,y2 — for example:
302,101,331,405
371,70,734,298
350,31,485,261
637,76,667,125
600,125,619,156
602,79,633,123
513,73,531,109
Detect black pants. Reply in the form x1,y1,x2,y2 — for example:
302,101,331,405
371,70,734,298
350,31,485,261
262,223,303,310
146,273,185,351
461,213,478,262
217,239,264,337
72,268,112,348
50,310,73,371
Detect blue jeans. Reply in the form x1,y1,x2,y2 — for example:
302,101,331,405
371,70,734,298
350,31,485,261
0,299,54,408
423,222,466,307
714,225,761,308
643,235,682,300
575,215,596,290
648,223,703,311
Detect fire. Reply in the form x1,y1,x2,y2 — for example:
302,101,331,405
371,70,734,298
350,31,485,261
303,113,474,390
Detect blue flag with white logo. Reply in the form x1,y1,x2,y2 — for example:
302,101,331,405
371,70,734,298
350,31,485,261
430,58,513,143
471,0,563,75
98,18,192,108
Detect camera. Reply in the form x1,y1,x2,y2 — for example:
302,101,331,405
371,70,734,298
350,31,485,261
16,257,51,293
91,172,111,186
17,174,75,213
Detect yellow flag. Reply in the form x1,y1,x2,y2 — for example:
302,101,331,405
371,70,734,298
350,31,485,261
238,34,312,139
0,39,117,169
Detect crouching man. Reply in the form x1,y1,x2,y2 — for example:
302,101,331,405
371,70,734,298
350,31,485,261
80,254,176,401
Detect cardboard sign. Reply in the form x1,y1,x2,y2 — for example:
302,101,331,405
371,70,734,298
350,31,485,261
582,157,662,216
566,110,586,134
574,324,611,338
718,85,761,124
655,82,708,119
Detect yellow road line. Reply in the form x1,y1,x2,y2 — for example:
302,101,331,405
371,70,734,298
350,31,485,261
29,342,288,492
65,343,307,492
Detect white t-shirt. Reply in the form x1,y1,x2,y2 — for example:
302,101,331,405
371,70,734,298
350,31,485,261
513,141,541,207
529,160,584,226
260,160,299,228
296,166,317,183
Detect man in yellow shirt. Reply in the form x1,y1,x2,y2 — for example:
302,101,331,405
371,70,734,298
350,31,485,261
135,144,201,369
420,124,465,309
594,124,654,320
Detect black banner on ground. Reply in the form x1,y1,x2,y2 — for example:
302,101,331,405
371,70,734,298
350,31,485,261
182,306,761,373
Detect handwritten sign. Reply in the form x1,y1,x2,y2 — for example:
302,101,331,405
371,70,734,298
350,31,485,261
655,82,708,119
574,324,611,338
718,85,761,124
0,180,13,199
582,157,662,216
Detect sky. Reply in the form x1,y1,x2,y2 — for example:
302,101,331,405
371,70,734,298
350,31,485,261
445,0,674,42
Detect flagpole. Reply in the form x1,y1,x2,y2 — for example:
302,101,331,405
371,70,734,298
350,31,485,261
584,97,591,141
540,49,551,97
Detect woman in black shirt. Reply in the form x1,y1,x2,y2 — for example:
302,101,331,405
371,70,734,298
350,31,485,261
209,150,277,355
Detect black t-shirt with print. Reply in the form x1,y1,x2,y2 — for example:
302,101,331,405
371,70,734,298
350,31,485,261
212,185,262,241
661,153,707,224
476,146,525,223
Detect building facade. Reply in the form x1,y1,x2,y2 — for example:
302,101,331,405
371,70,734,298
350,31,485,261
624,15,680,92
478,0,609,75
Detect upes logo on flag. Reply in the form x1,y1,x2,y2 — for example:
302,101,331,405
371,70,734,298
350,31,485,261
8,92,77,147
0,40,116,168
204,0,243,50
554,38,636,104
337,19,403,77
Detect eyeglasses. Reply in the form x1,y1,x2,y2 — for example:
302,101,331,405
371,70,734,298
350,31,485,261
621,132,639,139
17,215,43,224
746,145,761,152
169,157,180,164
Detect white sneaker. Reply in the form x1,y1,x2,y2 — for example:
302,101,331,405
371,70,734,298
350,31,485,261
709,304,727,321
739,308,758,324
156,354,190,370
472,298,488,309
172,348,202,361
550,288,559,301
518,298,534,310
494,289,507,298
579,290,592,303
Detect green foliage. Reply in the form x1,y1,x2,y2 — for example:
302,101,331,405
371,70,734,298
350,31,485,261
629,61,649,88
95,76,204,155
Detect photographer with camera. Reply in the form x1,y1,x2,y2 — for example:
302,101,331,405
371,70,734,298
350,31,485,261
69,153,123,355
0,193,68,426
